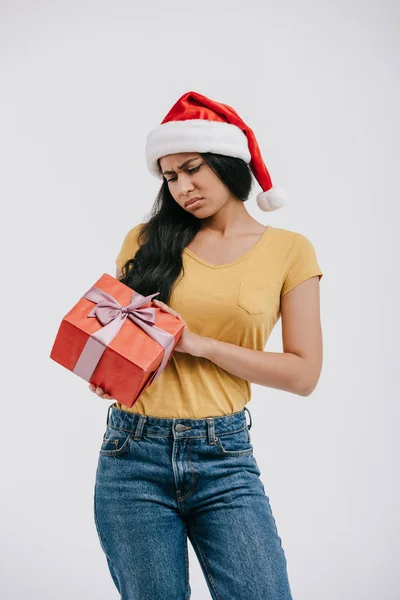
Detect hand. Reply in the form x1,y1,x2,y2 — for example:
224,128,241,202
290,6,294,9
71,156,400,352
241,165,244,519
152,299,207,357
88,383,114,400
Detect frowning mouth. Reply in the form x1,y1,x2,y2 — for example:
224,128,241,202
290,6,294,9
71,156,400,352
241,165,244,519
185,197,203,208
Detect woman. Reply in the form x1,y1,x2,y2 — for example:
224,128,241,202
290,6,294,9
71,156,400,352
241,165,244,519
90,91,323,600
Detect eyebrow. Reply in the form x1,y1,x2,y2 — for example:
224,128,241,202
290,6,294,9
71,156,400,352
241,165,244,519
161,157,200,176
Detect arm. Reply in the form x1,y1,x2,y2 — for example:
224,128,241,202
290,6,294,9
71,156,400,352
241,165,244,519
199,276,323,397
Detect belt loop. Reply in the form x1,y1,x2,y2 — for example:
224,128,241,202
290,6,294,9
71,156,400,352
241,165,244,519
206,417,216,445
133,414,147,441
244,406,252,430
106,403,113,426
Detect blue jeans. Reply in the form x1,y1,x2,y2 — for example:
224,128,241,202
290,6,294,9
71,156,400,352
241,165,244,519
94,403,293,600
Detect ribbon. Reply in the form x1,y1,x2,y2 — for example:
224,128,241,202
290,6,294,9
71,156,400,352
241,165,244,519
73,285,176,385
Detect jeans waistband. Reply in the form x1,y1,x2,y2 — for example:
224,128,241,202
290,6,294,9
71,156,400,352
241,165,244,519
105,403,252,440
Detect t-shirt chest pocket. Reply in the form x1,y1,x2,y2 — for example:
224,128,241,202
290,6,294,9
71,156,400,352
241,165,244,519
237,280,268,315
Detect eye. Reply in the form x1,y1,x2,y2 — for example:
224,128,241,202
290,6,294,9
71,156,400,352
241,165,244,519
167,165,201,183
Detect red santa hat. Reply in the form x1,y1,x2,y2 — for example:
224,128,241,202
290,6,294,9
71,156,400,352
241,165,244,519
145,90,287,212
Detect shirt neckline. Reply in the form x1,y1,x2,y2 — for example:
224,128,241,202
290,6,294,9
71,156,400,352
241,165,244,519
183,225,273,269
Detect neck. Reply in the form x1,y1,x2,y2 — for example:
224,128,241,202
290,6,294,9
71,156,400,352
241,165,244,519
201,198,257,237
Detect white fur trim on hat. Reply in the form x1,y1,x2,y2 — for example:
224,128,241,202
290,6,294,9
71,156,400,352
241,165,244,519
256,187,288,212
145,119,251,178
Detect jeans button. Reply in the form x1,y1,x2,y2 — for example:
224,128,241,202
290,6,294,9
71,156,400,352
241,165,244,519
175,424,187,432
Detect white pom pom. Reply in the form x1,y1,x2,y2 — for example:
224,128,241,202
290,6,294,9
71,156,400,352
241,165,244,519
256,187,287,212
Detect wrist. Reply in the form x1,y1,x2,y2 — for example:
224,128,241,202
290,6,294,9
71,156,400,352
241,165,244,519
196,335,216,359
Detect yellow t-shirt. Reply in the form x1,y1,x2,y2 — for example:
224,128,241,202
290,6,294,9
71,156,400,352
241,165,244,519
114,223,323,418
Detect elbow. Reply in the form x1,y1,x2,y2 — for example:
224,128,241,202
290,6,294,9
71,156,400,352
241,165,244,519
298,385,315,397
296,375,320,397
290,357,322,397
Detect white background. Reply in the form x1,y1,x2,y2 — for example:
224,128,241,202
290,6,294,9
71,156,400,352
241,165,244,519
1,1,399,598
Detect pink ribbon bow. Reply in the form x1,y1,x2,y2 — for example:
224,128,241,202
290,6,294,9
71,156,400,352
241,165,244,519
73,285,176,385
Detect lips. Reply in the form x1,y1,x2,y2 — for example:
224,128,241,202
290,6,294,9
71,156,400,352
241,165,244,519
185,197,203,207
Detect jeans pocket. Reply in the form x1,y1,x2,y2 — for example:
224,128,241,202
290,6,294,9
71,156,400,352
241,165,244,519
215,427,253,457
99,425,133,457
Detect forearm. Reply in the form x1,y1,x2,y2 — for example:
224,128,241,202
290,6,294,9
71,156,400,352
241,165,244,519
199,337,309,396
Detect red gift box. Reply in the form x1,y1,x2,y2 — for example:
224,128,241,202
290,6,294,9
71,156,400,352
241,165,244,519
49,273,185,407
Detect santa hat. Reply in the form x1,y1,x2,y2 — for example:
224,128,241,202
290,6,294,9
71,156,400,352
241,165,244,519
145,90,287,212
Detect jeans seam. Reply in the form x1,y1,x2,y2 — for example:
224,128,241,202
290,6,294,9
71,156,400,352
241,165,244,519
177,439,197,501
186,523,222,600
93,487,120,590
183,521,191,599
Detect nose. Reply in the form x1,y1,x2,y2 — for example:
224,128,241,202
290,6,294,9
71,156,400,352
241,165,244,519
177,172,195,198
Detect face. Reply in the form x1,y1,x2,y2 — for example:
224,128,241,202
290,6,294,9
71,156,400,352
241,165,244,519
158,152,234,217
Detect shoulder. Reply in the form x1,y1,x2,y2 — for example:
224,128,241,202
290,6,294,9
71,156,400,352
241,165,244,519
272,227,323,297
115,222,146,269
270,225,311,241
123,222,146,240
119,222,147,250
269,226,315,256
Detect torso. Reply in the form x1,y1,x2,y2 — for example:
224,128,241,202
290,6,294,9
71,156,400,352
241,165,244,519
185,223,267,266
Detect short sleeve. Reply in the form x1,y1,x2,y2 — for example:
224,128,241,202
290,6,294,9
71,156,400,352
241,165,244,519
115,223,144,271
281,233,323,297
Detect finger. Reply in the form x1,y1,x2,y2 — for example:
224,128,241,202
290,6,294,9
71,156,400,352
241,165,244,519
103,394,113,400
89,384,96,392
154,299,183,321
154,300,171,311
96,386,105,396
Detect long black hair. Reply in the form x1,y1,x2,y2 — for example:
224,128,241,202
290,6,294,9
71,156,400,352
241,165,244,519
119,152,254,303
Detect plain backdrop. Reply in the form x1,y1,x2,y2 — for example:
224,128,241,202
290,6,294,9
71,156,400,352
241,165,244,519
1,1,399,598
